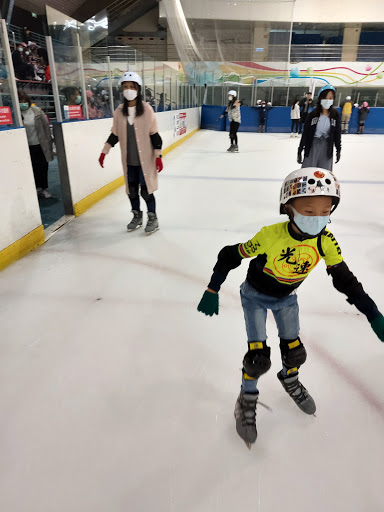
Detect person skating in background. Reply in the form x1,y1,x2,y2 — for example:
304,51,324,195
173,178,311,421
341,96,354,134
98,71,163,235
197,167,384,448
358,101,370,134
220,90,241,152
298,85,341,172
18,91,54,199
256,100,272,133
290,98,301,138
298,91,313,134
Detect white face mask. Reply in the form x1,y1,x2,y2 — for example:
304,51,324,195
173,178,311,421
123,89,138,101
228,95,233,101
321,99,333,110
291,206,330,236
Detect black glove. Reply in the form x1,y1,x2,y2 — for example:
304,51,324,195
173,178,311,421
297,150,303,165
336,151,341,163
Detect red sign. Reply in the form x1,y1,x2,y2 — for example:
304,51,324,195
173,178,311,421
179,112,187,135
64,105,83,119
0,106,13,125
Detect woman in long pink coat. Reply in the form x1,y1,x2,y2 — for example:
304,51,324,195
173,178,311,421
99,71,163,235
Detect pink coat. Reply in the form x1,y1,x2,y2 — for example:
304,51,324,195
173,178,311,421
103,102,161,195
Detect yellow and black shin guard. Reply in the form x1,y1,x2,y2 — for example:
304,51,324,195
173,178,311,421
243,341,271,380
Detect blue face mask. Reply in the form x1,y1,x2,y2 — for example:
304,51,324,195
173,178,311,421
292,207,330,236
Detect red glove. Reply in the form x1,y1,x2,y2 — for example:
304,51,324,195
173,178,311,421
156,157,163,173
98,153,106,168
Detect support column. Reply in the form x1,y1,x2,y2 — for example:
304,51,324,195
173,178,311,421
342,23,361,62
252,23,270,62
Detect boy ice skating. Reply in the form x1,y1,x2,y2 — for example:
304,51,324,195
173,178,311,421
197,168,384,448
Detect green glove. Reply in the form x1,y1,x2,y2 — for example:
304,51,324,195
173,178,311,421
197,291,219,316
370,315,384,342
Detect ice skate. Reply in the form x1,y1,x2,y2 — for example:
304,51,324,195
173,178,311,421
233,144,239,152
227,144,234,152
277,371,316,415
127,210,143,232
145,212,159,235
290,133,294,138
234,392,258,449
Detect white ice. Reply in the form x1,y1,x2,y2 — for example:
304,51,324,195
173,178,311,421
1,131,384,512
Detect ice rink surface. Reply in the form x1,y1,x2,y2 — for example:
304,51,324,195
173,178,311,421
1,130,384,512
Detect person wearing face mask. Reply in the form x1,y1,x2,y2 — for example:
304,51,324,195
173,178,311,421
18,91,54,199
298,85,341,172
220,90,241,152
197,167,384,448
358,101,370,134
64,87,82,106
12,44,35,81
86,90,101,119
98,71,163,235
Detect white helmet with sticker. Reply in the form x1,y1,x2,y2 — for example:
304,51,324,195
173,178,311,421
280,168,340,214
228,90,237,97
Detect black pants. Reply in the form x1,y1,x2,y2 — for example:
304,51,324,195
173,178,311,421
14,64,35,80
291,119,299,133
127,165,156,214
29,144,49,189
299,113,308,134
229,121,240,145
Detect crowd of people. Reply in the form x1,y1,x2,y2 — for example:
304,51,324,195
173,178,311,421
11,27,50,82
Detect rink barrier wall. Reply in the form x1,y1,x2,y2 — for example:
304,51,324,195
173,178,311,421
69,107,201,217
0,128,44,271
0,226,45,272
201,105,384,134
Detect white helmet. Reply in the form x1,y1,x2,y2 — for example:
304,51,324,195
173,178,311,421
256,99,262,105
280,168,340,214
346,96,351,100
121,71,142,87
228,90,237,97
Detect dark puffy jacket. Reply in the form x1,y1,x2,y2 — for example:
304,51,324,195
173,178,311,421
298,109,341,159
358,107,370,122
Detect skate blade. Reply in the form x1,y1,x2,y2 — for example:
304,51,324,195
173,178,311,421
258,401,272,412
145,227,159,236
127,225,142,232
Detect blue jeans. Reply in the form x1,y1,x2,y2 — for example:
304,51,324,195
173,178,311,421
240,280,300,393
127,165,156,214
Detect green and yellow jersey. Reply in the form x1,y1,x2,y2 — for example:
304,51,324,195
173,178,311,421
238,221,342,294
207,221,379,321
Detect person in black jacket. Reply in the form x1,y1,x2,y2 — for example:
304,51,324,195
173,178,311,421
12,43,35,81
298,92,313,134
358,101,370,134
297,85,341,172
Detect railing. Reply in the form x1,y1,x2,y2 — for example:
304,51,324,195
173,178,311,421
88,45,139,63
192,44,384,62
7,24,46,49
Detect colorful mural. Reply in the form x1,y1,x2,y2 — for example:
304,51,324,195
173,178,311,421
198,61,384,87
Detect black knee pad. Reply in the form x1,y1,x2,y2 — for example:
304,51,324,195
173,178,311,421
140,186,154,203
243,341,271,379
128,183,139,199
280,337,307,368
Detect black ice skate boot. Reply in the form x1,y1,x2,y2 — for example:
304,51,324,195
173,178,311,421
127,210,143,232
233,144,239,152
234,392,258,448
227,144,234,152
277,371,316,415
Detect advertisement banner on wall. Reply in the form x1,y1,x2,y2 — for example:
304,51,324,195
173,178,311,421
0,107,13,125
174,112,187,137
64,105,83,120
